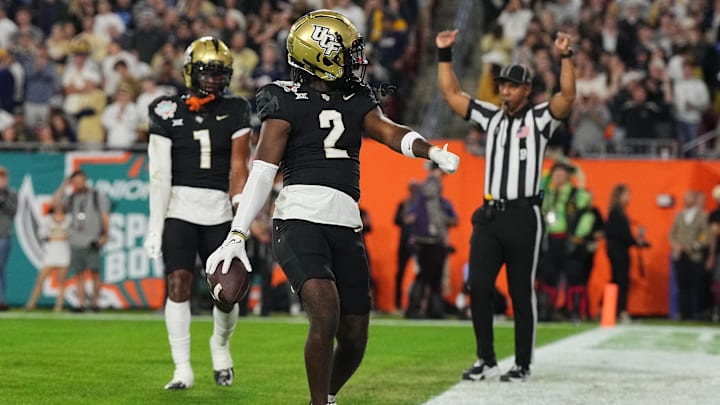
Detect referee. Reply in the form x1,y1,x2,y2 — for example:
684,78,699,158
436,30,576,382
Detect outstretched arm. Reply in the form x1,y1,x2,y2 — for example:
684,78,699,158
436,29,472,119
363,108,459,174
549,32,576,119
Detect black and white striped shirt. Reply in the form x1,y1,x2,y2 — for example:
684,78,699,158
467,99,561,200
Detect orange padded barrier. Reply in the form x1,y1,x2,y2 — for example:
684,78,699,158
359,139,720,317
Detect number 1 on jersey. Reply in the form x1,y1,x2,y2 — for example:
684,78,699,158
193,129,211,169
319,110,349,159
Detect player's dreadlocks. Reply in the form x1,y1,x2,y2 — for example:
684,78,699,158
290,66,397,99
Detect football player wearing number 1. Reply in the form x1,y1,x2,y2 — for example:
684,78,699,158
205,10,460,405
144,36,252,390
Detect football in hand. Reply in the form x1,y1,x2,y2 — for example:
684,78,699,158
207,259,251,305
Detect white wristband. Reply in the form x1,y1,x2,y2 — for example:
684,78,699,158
400,131,426,158
231,193,242,206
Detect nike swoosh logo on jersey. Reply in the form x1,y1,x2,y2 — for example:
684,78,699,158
343,93,355,101
217,114,229,120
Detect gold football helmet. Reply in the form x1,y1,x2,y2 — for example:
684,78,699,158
287,10,367,82
183,36,233,96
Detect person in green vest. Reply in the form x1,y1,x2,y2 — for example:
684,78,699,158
537,159,583,321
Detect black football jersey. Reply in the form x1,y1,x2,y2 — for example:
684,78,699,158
256,81,379,201
149,95,251,192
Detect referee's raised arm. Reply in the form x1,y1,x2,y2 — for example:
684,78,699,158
436,30,472,118
549,32,577,119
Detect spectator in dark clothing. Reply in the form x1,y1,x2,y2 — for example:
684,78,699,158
708,185,720,322
22,45,58,128
49,108,76,143
0,166,18,311
669,191,709,320
249,42,285,93
605,183,647,323
33,0,70,36
405,163,458,319
113,0,134,30
373,11,409,86
618,82,671,145
393,179,420,311
0,50,16,114
129,10,168,64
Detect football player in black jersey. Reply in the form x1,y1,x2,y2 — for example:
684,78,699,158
144,36,252,390
206,10,459,405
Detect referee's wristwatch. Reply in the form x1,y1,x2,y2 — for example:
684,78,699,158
560,49,574,59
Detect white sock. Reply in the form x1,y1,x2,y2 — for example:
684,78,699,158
211,303,239,347
328,394,337,403
210,303,238,370
165,298,192,375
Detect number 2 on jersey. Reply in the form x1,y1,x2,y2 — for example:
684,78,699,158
319,110,349,159
193,129,211,169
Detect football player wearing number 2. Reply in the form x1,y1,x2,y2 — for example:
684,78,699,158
144,37,251,390
205,10,460,405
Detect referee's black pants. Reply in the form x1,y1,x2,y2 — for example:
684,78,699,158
468,201,543,368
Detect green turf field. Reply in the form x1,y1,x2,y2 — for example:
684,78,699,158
0,313,588,405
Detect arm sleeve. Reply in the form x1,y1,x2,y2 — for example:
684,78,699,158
147,134,173,232
230,160,279,234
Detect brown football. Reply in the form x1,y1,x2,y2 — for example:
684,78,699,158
206,259,251,305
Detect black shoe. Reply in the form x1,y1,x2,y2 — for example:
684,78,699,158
91,306,101,313
500,364,531,382
0,303,9,311
462,360,500,381
214,367,234,386
70,306,85,313
164,380,191,390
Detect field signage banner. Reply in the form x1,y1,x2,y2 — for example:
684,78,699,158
3,151,165,309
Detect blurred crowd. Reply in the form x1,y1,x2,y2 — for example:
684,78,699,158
0,0,432,150
468,0,720,158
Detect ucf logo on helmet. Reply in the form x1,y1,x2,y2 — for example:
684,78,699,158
311,25,342,56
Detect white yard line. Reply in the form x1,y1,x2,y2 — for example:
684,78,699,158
424,325,720,405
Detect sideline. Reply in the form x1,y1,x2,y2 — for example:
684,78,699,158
423,325,720,405
0,311,576,328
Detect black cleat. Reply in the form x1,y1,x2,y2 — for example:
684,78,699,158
214,367,234,386
164,380,190,390
500,364,531,382
461,360,500,381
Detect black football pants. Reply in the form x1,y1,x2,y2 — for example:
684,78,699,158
468,203,542,368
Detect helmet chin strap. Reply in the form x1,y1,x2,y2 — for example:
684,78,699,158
185,93,216,111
